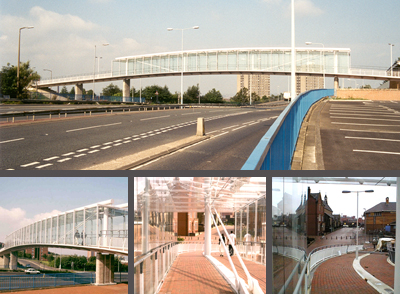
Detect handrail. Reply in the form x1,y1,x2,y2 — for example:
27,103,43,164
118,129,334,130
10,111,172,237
242,88,334,170
133,241,176,267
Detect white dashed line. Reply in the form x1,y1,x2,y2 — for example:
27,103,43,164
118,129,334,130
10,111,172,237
140,115,170,121
354,150,400,156
36,163,53,169
58,158,71,162
113,139,122,142
43,156,59,161
232,126,247,131
123,140,132,143
0,138,24,144
62,152,75,156
77,148,89,152
20,162,40,167
181,112,201,115
88,150,100,154
103,142,113,145
133,138,141,141
66,122,122,132
113,143,123,146
90,145,101,148
74,154,86,158
101,146,112,150
345,136,400,143
221,125,239,130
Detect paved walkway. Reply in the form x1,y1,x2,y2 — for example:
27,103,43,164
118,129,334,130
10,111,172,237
360,253,394,288
210,252,266,294
159,251,234,294
4,284,128,293
311,253,377,293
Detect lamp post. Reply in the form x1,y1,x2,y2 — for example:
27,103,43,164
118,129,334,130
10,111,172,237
167,26,199,104
342,189,374,260
93,43,109,101
389,43,395,76
305,42,325,88
17,26,34,99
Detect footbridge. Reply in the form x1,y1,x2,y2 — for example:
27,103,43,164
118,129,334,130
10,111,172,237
134,177,267,294
36,47,400,101
0,199,128,286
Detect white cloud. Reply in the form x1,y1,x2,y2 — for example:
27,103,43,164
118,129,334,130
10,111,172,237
0,206,62,242
292,0,324,17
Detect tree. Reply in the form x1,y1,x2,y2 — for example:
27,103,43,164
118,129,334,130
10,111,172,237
60,86,68,94
231,87,250,104
203,88,223,103
183,85,200,103
102,83,122,96
69,87,75,95
360,84,372,89
0,61,40,99
142,85,174,103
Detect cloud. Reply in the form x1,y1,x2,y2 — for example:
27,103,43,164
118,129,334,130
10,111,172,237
0,206,62,242
292,0,324,17
0,35,8,41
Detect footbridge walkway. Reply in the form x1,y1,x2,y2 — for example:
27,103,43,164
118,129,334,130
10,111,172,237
0,199,128,286
36,47,400,101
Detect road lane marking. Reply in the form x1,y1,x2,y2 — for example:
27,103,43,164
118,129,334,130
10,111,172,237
101,146,112,149
36,163,53,169
133,138,141,141
331,116,400,122
62,152,75,156
20,162,40,167
221,125,239,130
113,139,122,142
88,150,100,153
0,138,24,144
345,136,400,142
354,150,400,156
208,130,220,134
141,135,148,138
123,140,132,143
113,143,122,146
90,145,101,148
103,142,113,145
74,154,86,158
340,129,400,134
123,137,131,140
232,126,247,131
181,112,201,115
66,122,122,132
77,148,89,152
243,121,256,124
332,122,400,127
57,158,71,162
43,156,59,161
212,131,229,138
140,115,170,121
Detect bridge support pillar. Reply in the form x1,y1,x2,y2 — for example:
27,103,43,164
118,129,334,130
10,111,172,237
10,251,18,270
334,76,339,96
95,253,115,285
0,254,10,269
75,83,83,100
122,79,130,103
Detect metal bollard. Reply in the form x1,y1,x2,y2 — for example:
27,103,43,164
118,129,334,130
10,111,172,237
196,117,205,136
32,115,35,121
59,113,60,118
84,111,86,116
50,114,52,119
65,113,67,118
13,117,15,123
90,111,92,116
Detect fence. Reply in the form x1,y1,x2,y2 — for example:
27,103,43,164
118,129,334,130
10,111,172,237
236,242,267,265
241,89,334,170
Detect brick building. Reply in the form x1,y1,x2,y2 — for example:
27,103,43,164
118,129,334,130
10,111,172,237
25,247,48,261
364,197,396,233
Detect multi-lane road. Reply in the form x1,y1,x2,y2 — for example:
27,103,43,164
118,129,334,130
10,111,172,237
0,104,284,170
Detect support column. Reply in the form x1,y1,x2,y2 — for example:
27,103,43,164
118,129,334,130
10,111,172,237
75,84,83,101
122,79,130,103
142,178,149,254
95,253,115,285
0,254,10,269
10,251,18,270
204,203,211,256
334,76,339,96
394,177,400,293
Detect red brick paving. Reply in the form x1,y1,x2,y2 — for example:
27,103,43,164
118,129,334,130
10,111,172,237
211,252,266,294
311,253,376,294
4,284,128,293
159,251,234,294
360,253,394,288
273,254,298,293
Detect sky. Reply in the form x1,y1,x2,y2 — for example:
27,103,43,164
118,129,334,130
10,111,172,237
272,179,397,218
1,1,399,97
0,177,128,255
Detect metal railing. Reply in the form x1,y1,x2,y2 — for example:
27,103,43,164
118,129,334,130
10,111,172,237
236,241,266,265
388,242,395,264
286,243,364,294
242,89,334,170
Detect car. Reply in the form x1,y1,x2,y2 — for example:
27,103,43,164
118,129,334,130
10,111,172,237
25,268,40,274
25,264,30,268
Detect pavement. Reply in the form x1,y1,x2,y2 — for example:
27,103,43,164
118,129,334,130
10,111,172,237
292,98,400,170
3,284,128,293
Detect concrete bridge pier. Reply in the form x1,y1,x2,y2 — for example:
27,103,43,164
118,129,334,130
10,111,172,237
10,252,18,270
75,83,83,100
122,79,130,102
0,254,10,269
334,76,339,96
95,253,115,285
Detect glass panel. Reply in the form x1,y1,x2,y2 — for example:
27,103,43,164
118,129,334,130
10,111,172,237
52,217,57,243
75,210,84,245
65,213,73,245
46,218,51,243
58,215,65,244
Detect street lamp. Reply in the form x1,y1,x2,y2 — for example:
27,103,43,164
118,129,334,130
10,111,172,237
389,43,395,76
17,26,34,99
93,43,109,101
305,42,325,88
342,189,374,260
167,26,199,104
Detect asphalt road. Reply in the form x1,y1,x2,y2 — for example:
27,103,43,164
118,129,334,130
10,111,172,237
320,100,400,169
0,104,115,114
0,106,283,170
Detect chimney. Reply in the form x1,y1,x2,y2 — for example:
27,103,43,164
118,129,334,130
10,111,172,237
386,197,389,205
324,194,328,204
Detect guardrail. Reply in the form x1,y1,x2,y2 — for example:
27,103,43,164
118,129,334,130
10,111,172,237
241,89,334,170
236,241,267,265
